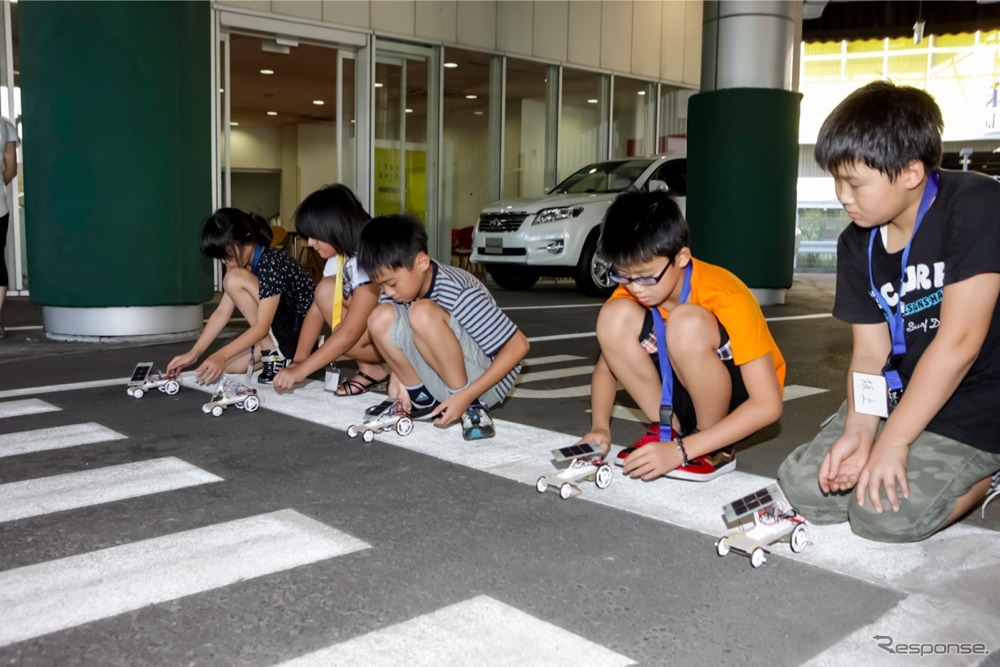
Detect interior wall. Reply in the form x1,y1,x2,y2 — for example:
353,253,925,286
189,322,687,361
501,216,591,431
229,126,282,170
298,123,339,202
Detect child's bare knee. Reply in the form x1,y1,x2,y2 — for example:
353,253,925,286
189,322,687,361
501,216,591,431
596,299,644,343
222,267,253,292
368,303,396,331
665,305,719,353
407,299,445,331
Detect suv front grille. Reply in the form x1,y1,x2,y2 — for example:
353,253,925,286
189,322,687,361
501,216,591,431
477,213,528,233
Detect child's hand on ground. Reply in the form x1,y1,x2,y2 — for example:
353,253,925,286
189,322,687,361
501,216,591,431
622,441,683,481
577,429,611,456
856,441,910,513
388,375,410,412
819,433,872,494
431,391,473,427
273,365,305,392
195,353,226,384
167,351,197,376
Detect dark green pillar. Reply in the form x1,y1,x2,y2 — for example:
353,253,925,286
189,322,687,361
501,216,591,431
20,0,213,337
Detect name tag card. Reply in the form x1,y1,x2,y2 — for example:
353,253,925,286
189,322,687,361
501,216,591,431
852,371,889,418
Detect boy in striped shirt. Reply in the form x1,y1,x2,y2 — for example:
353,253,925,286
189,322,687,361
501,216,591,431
357,214,530,440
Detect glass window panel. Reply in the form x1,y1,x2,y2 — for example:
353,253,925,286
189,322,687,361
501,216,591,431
442,48,493,256
804,59,842,81
612,76,655,158
559,67,607,179
846,38,884,54
843,57,885,80
804,41,842,56
657,87,690,154
503,58,550,199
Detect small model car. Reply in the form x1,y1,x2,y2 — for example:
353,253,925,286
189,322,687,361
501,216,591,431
347,400,413,443
715,484,808,568
200,378,260,417
536,442,613,500
126,362,181,399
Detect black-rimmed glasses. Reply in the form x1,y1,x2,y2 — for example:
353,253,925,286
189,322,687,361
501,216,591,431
608,261,672,286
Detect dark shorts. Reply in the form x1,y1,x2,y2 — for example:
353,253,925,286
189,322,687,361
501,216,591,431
640,308,749,436
270,295,304,359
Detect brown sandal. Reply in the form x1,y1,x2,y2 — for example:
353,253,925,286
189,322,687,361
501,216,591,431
336,370,389,396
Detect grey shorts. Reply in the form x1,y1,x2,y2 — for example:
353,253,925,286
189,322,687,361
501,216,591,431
777,400,1000,543
389,302,507,408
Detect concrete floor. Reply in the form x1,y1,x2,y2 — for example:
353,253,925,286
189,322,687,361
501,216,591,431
0,274,997,667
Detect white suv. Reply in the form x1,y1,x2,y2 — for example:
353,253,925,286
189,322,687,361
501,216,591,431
472,154,686,296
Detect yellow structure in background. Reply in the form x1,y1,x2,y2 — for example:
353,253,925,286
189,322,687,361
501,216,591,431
373,147,427,222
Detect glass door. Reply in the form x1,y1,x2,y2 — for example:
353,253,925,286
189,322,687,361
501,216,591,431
372,40,442,259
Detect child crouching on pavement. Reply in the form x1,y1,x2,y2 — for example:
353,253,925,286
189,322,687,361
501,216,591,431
777,81,1000,542
578,190,785,481
356,214,530,440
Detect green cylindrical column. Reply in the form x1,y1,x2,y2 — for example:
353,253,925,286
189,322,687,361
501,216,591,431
686,88,801,291
20,1,213,337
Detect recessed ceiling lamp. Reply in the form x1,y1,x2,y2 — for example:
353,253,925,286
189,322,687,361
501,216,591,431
374,82,384,88
587,98,599,104
405,108,413,113
219,88,225,94
313,100,325,106
230,121,239,126
637,91,646,96
473,111,484,116
260,69,275,75
444,62,458,69
267,111,278,116
466,94,478,99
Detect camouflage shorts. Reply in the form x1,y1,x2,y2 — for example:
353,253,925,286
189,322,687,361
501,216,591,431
777,400,1000,543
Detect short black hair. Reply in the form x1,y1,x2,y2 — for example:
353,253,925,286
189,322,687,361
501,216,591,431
356,214,429,276
815,80,943,180
293,184,370,255
597,190,689,268
200,208,273,260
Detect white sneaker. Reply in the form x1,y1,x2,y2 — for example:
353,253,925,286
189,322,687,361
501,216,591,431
982,470,1000,519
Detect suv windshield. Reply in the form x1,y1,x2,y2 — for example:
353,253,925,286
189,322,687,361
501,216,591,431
552,159,655,194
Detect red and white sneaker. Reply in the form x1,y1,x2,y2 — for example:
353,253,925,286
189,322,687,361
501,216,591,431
614,423,661,467
666,446,737,481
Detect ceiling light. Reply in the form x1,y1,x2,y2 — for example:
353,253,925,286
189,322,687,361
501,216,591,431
473,111,484,116
260,69,275,75
266,111,278,116
313,100,325,106
230,121,239,127
374,82,384,88
219,88,224,94
405,108,413,113
587,99,599,104
637,91,646,96
444,62,458,69
466,94,478,100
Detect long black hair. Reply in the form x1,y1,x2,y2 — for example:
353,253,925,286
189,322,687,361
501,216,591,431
200,208,273,260
293,184,371,256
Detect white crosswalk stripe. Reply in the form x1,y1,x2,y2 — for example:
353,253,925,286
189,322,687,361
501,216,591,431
0,423,127,459
0,457,223,523
276,595,635,667
0,509,370,648
0,399,61,419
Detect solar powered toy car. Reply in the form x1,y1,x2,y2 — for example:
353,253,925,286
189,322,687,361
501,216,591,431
715,483,808,568
126,362,181,399
536,442,614,500
347,400,413,443
201,377,260,417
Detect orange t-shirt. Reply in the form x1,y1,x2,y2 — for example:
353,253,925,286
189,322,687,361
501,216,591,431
607,258,786,389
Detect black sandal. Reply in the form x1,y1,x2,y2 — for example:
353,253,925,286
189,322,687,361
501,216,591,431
336,370,389,396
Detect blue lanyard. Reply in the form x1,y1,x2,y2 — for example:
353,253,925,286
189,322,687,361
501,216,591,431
251,245,263,273
866,172,939,358
651,262,693,441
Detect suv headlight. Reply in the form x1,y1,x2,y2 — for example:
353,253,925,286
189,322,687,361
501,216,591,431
532,206,584,225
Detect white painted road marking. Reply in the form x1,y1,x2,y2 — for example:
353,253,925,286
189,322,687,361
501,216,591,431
0,509,370,648
277,595,635,667
0,377,128,400
0,423,127,459
503,303,604,311
0,398,61,419
522,354,587,367
0,457,223,523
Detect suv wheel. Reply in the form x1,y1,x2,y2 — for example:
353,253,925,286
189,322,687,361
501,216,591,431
573,234,615,297
487,265,539,291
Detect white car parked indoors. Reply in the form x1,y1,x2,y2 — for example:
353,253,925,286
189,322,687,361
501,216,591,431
471,154,686,296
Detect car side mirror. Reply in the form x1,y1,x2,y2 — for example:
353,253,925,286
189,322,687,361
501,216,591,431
647,179,669,192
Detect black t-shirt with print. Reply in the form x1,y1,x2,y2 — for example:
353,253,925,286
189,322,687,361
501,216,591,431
833,169,1000,453
254,246,314,319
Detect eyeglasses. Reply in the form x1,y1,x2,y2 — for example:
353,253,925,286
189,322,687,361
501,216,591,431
609,261,672,286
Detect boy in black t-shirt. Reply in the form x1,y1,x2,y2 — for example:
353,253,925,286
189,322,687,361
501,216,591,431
778,81,1000,542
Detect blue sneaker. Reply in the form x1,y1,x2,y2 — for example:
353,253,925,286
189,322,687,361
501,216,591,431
461,404,495,441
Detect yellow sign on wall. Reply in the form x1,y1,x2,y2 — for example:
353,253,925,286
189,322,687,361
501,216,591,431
374,147,426,222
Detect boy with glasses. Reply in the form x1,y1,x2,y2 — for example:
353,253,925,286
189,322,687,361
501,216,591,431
577,191,785,481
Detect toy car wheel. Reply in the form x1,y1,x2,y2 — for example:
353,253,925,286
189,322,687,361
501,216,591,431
132,389,144,399
559,483,573,500
536,477,548,494
750,548,766,568
165,380,180,395
211,405,224,417
235,401,245,410
347,425,359,438
594,464,613,490
716,539,730,557
243,395,260,413
790,523,807,553
126,388,135,398
201,404,212,414
362,429,375,443
395,417,413,436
